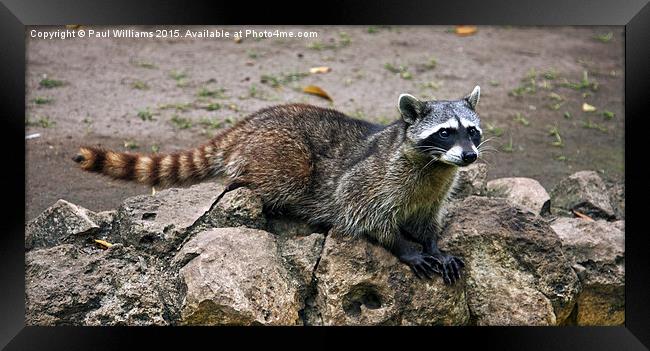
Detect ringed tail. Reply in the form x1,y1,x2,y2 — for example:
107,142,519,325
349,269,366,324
72,143,221,187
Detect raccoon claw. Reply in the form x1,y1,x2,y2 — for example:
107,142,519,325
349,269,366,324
428,253,465,285
411,265,431,280
400,253,438,280
422,254,442,266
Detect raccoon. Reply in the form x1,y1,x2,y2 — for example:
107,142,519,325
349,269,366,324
74,86,484,284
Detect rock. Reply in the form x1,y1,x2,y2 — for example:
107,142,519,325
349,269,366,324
109,182,226,255
550,218,624,325
94,210,117,227
198,187,267,230
109,183,269,255
26,171,606,326
277,233,325,287
314,234,470,326
174,228,302,326
26,200,100,250
266,216,325,237
605,180,625,219
277,233,326,325
439,196,581,325
26,244,180,326
487,177,551,215
454,163,488,198
550,171,615,220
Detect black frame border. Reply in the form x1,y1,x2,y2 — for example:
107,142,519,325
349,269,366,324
1,0,649,349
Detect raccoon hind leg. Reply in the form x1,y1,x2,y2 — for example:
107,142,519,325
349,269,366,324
229,133,315,210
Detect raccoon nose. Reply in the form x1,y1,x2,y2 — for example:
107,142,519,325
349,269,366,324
462,151,477,163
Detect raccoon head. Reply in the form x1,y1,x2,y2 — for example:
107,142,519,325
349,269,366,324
398,85,482,167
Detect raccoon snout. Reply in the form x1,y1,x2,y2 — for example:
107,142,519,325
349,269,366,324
461,151,477,163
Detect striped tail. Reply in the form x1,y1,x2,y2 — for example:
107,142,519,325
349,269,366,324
73,143,221,187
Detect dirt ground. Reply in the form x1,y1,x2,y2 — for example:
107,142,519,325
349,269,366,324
25,25,624,221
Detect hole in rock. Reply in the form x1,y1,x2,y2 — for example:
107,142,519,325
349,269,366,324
142,212,157,220
342,283,383,317
140,234,155,245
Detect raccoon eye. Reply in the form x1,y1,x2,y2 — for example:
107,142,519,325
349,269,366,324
438,129,450,138
467,127,478,136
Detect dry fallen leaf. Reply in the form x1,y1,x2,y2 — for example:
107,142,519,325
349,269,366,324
234,37,243,43
455,26,478,36
65,25,82,30
309,66,332,74
303,85,333,101
94,239,114,249
582,103,597,112
572,210,595,221
151,186,157,196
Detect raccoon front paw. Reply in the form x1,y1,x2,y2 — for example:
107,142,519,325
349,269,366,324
399,252,441,280
427,253,465,285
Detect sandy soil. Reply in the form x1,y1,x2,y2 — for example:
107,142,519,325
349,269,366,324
25,25,624,221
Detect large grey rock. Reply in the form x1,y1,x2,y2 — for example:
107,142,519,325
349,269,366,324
314,234,470,326
26,244,180,326
174,228,302,326
440,196,581,325
550,171,615,219
550,218,625,325
110,183,268,255
454,163,488,198
110,182,226,254
26,200,101,250
487,177,551,216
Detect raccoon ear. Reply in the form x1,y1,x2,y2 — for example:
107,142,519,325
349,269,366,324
398,94,424,124
465,85,481,110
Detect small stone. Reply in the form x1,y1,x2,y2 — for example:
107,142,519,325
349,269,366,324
605,180,625,219
487,177,551,215
26,200,100,250
550,171,615,220
454,163,488,199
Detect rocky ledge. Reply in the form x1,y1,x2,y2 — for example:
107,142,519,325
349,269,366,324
25,166,625,326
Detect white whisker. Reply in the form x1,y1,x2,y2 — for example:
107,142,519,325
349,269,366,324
478,155,492,166
414,145,447,151
478,147,499,153
419,156,439,173
478,137,496,148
